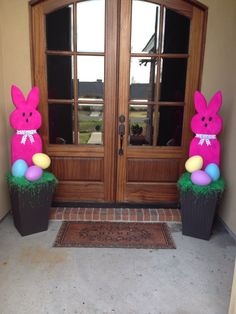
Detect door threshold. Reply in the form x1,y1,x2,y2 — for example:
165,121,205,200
52,201,180,209
50,207,181,223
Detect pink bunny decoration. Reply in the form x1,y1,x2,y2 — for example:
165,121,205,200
10,85,42,166
189,91,223,168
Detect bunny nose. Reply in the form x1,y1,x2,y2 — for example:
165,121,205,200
26,118,29,123
204,123,208,127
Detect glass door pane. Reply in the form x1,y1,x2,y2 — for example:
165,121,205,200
157,106,184,146
77,56,104,100
46,5,73,51
47,55,74,99
129,104,153,145
162,8,190,54
130,57,157,101
77,0,105,52
131,0,160,53
160,58,188,102
78,104,103,145
48,103,74,144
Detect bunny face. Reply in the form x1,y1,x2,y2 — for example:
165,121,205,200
191,91,223,135
10,107,42,130
9,85,42,130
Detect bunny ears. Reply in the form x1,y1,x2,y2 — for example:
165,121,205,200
11,85,40,109
194,91,222,113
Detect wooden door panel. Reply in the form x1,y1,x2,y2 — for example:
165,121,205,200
127,159,180,182
54,182,104,202
125,183,179,203
51,157,104,181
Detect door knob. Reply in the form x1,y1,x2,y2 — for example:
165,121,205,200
119,115,125,156
119,114,125,123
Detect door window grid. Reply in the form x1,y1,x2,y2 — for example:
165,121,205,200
46,1,105,146
45,0,190,147
129,1,190,147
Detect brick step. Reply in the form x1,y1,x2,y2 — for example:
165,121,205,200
50,208,181,223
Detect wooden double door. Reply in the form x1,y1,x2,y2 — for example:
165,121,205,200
31,0,207,203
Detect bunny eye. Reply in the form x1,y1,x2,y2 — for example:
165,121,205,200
22,113,25,117
29,112,32,116
209,117,212,121
201,117,205,121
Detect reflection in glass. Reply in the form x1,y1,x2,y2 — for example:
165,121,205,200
129,104,153,145
131,0,160,53
46,5,73,51
49,103,74,144
160,58,187,102
130,57,157,101
157,106,183,146
162,8,190,54
77,0,105,52
78,104,103,145
47,55,73,99
77,56,104,100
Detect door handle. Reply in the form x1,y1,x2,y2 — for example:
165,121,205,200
119,115,125,156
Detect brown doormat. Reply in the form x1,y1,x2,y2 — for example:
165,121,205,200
53,221,176,249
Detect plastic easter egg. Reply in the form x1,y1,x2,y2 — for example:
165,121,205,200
32,153,51,169
25,166,43,181
12,159,28,177
185,155,203,173
205,163,220,181
191,170,212,186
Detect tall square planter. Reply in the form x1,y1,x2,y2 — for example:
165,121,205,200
7,172,57,236
178,173,225,240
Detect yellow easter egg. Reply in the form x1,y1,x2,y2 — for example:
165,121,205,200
185,155,203,173
32,153,51,169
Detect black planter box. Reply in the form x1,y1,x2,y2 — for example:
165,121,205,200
7,172,57,236
178,172,225,241
180,190,220,240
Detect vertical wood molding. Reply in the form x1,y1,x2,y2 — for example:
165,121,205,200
181,6,206,172
116,0,132,201
104,0,119,201
73,1,78,145
31,4,48,153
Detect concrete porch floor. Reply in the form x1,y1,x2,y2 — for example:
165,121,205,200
0,215,235,314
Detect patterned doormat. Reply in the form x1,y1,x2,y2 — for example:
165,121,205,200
53,221,176,249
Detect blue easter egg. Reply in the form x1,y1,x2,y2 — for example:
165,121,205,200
12,159,28,177
191,170,212,186
205,163,220,181
25,166,43,182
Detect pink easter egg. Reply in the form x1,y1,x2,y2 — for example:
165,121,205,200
191,170,212,186
25,165,43,181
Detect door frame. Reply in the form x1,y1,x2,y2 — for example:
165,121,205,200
30,0,208,204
